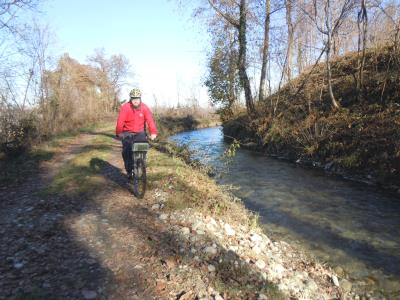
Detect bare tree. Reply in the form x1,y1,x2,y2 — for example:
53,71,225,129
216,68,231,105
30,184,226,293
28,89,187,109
87,49,131,111
259,0,271,101
356,0,368,100
301,0,355,109
285,0,295,82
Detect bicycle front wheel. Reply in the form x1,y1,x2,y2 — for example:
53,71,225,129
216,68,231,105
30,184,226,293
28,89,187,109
132,157,146,198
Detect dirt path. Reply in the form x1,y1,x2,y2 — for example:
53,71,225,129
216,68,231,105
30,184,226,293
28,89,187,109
0,130,190,300
0,128,344,300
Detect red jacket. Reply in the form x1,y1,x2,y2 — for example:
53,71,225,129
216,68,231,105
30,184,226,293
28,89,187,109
116,102,157,136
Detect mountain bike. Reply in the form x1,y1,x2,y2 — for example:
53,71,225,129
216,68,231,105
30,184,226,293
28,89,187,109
130,142,149,198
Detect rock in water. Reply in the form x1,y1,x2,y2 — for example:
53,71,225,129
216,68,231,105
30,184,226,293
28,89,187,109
82,290,97,299
341,279,352,293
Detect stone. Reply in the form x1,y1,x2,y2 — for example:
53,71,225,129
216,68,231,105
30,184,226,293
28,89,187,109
334,266,344,276
192,221,203,231
86,258,96,265
331,275,339,287
209,218,218,227
270,262,286,279
13,262,24,269
163,257,177,269
341,279,352,293
208,264,216,272
255,259,266,270
180,227,190,235
214,293,224,300
204,246,218,256
155,280,166,292
159,214,168,221
151,204,161,210
82,289,97,299
224,223,235,236
252,246,262,255
324,161,334,171
177,291,193,300
250,233,263,243
258,293,268,300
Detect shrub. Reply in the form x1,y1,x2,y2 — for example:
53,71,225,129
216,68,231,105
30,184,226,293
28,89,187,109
0,109,38,156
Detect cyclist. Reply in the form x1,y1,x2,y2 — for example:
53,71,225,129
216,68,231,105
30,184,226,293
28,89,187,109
116,88,158,178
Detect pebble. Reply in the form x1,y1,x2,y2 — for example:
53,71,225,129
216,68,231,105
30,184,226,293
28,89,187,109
82,289,97,299
151,204,161,210
341,279,352,292
270,262,286,278
255,259,266,270
334,266,344,276
258,293,268,300
214,293,224,300
208,264,216,272
204,246,218,256
250,233,263,243
224,223,235,236
252,246,262,255
180,227,190,235
159,214,168,221
331,275,339,287
13,262,24,269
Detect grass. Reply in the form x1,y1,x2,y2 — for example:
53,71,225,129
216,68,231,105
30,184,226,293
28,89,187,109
223,45,400,188
147,143,256,227
0,122,115,186
43,134,113,196
2,118,287,298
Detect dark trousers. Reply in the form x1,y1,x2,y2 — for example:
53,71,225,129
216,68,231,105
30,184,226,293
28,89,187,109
121,132,148,174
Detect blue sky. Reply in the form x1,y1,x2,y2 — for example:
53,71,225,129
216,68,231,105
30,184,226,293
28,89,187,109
41,0,210,107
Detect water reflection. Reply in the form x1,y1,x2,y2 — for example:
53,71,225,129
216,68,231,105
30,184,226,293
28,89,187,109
170,127,400,295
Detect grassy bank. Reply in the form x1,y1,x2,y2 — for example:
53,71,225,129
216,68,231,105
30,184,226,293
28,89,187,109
156,114,220,138
223,46,400,191
35,125,338,299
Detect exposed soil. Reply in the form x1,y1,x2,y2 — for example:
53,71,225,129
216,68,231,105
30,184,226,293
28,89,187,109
0,129,342,300
0,132,178,299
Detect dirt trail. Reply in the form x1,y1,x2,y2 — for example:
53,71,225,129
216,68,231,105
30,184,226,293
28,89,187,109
0,131,191,300
0,129,344,300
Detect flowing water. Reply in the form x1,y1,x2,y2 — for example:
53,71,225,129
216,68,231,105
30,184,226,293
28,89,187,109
170,127,400,297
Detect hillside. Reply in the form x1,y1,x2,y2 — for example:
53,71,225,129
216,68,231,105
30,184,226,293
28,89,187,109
223,46,400,190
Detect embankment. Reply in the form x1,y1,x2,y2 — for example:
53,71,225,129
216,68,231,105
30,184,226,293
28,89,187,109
223,46,400,192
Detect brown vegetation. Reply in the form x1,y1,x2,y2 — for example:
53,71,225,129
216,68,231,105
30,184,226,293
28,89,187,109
224,46,400,189
154,105,220,137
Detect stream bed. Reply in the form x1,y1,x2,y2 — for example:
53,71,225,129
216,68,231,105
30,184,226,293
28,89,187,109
170,127,400,297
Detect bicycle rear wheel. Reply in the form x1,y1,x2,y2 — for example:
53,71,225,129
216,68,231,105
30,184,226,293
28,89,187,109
132,156,146,198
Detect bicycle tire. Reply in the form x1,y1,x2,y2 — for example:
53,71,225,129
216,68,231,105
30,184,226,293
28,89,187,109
132,156,146,198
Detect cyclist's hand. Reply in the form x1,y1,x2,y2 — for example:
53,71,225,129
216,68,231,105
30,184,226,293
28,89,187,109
150,134,157,141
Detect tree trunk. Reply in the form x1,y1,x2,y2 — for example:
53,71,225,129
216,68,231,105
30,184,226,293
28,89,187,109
238,0,255,115
357,0,368,101
285,0,294,82
325,0,340,109
259,0,270,102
